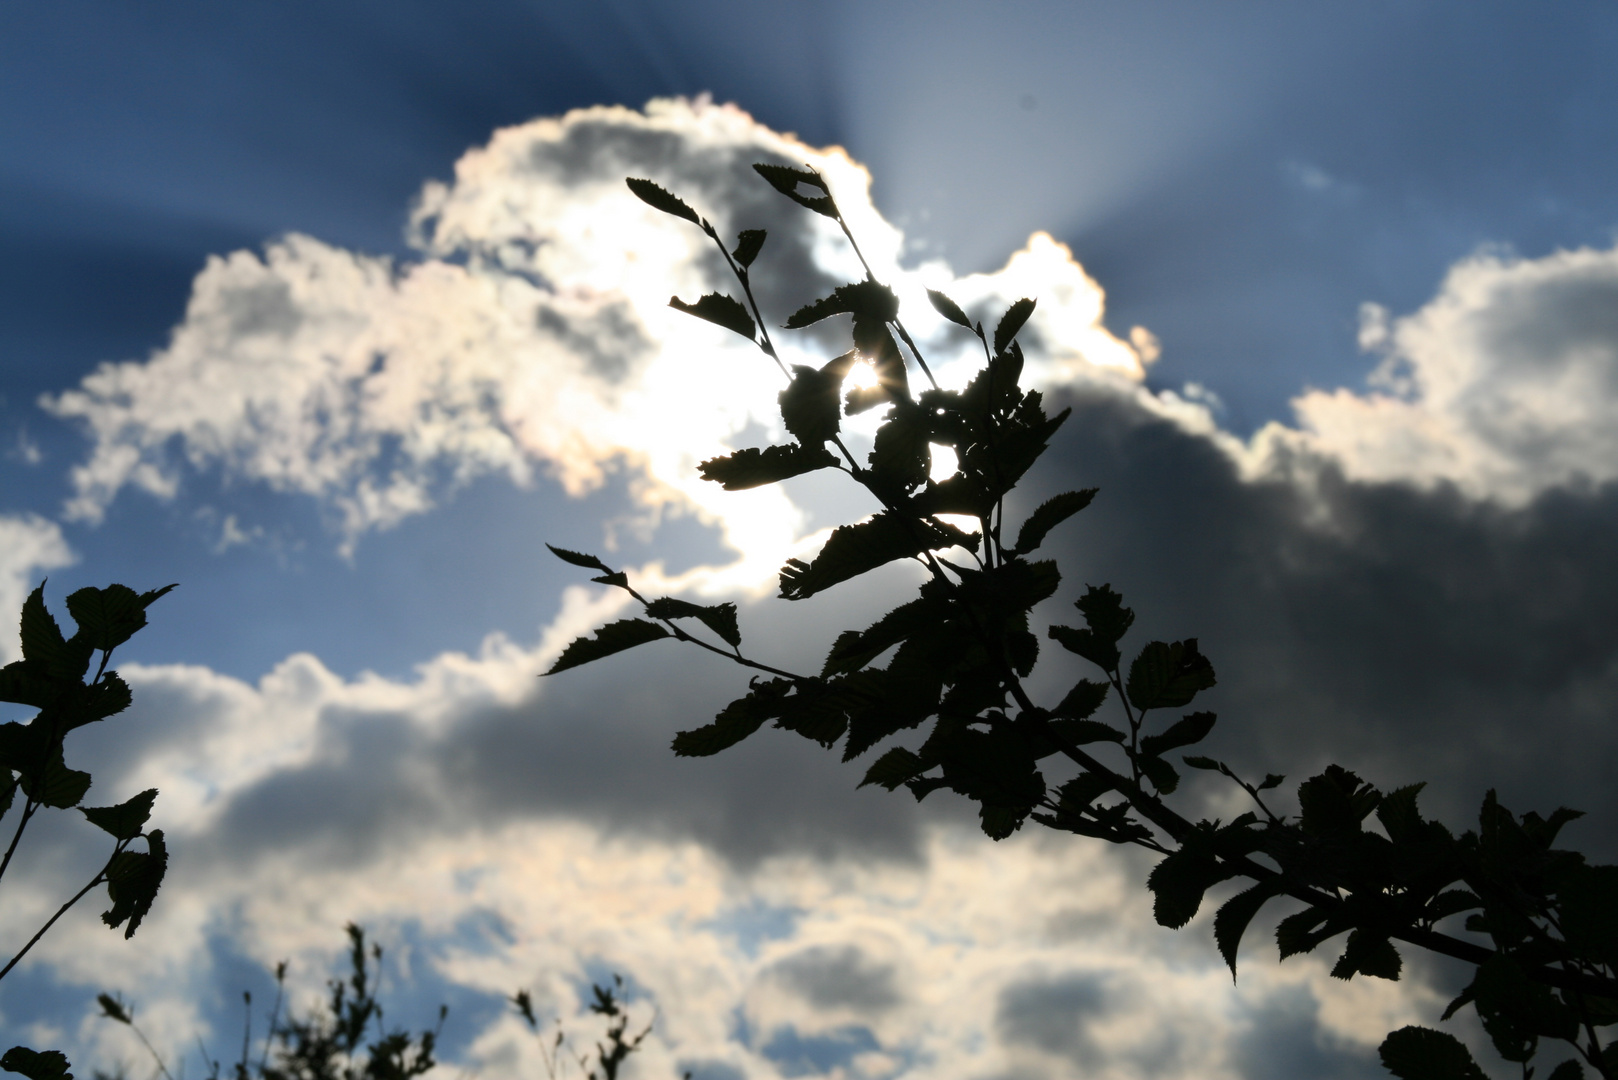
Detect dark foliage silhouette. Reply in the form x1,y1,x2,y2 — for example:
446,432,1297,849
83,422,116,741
0,582,175,1080
544,166,1618,1079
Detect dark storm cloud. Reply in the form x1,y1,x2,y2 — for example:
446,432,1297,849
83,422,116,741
1026,386,1618,855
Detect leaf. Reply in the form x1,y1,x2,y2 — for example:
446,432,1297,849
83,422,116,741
1126,640,1216,711
1330,929,1402,981
1547,1062,1586,1080
1076,584,1135,643
21,584,90,682
1275,907,1333,960
543,619,671,676
1378,1027,1488,1080
80,788,158,840
926,289,972,328
96,994,132,1024
993,298,1036,354
644,598,742,648
1183,756,1220,771
979,803,1027,841
669,293,755,341
19,748,91,809
1053,679,1108,720
779,365,843,445
546,545,613,574
1146,846,1229,929
1140,712,1217,758
1012,489,1097,554
671,687,783,757
732,229,766,268
625,178,701,225
1213,881,1282,980
699,443,839,490
1139,755,1180,795
779,512,974,601
0,1047,73,1080
65,585,160,653
752,163,836,217
0,661,53,708
101,829,167,939
785,281,901,330
860,747,926,791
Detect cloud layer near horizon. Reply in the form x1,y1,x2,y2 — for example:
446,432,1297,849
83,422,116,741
9,99,1618,1080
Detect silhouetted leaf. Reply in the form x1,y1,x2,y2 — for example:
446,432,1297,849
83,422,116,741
21,584,91,682
779,513,974,600
1561,865,1618,966
1012,489,1097,554
1126,639,1216,711
19,748,91,809
1048,680,1113,722
625,178,701,225
1076,584,1134,642
732,229,766,268
81,788,158,840
1548,1062,1585,1080
926,289,972,328
1275,908,1334,960
1183,755,1220,771
669,293,755,341
544,620,671,676
993,298,1036,354
65,583,171,654
784,281,899,329
859,747,926,791
644,598,742,649
1146,846,1229,929
1141,711,1216,758
698,444,839,490
1214,881,1283,979
1331,929,1402,981
779,365,843,445
1139,755,1180,794
1,1047,72,1080
753,163,836,217
546,545,613,573
96,994,131,1025
102,829,166,939
672,685,788,757
0,661,53,708
1379,1028,1488,1080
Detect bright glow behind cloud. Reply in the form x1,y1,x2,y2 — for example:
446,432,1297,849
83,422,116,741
44,99,1150,579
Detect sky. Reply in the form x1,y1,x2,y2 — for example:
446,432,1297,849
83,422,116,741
2,3,1617,1079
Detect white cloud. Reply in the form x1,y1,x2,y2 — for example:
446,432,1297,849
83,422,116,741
43,99,1148,575
1247,244,1618,503
0,514,75,664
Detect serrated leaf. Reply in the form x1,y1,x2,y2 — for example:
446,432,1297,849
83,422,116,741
779,512,974,601
644,597,742,649
1213,881,1282,980
1183,755,1221,771
1146,847,1226,929
1139,755,1180,795
779,365,843,445
732,229,766,268
21,584,90,681
1076,584,1135,643
19,748,91,809
1053,679,1108,720
101,829,166,939
546,545,612,573
698,443,840,490
1257,773,1285,791
993,298,1036,354
80,788,158,840
979,803,1028,841
1378,1027,1488,1080
753,163,836,217
1275,907,1332,960
1141,711,1217,758
926,289,972,328
1126,640,1216,711
625,178,701,225
1547,1061,1585,1080
0,661,53,708
860,747,926,791
543,619,671,676
1330,929,1402,980
784,281,900,329
0,1047,73,1080
671,689,780,757
670,293,755,341
1012,489,1097,554
65,585,156,653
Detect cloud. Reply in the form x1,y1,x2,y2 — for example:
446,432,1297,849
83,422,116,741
1248,244,1618,505
0,513,74,664
43,99,1148,571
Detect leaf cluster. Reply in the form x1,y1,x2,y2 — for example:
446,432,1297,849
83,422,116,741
558,163,1618,1080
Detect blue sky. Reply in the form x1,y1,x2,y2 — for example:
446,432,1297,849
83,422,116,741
2,5,1617,1080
